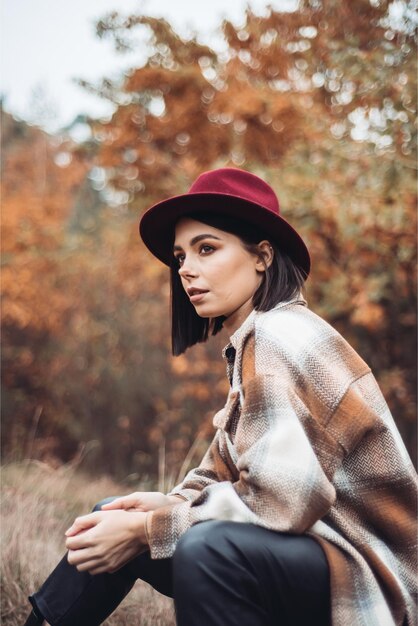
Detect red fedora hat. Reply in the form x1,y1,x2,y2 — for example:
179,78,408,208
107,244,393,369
139,167,310,276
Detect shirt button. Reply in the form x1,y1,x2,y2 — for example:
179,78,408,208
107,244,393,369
225,346,236,362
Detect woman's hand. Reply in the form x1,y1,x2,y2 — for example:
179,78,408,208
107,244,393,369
65,510,148,575
100,491,183,512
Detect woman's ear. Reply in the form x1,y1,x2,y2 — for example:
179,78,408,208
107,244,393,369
255,240,274,272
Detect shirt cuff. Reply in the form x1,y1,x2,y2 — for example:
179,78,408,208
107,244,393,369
167,494,189,502
144,511,153,547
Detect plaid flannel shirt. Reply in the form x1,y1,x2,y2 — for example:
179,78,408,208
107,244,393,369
147,297,417,626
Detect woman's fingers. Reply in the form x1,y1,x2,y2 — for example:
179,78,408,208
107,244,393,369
65,512,100,537
100,495,140,510
98,491,172,512
66,532,94,550
67,550,101,572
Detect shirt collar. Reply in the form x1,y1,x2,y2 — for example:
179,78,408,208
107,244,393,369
222,293,307,359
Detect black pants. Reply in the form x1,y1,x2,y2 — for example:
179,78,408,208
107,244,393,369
29,503,330,626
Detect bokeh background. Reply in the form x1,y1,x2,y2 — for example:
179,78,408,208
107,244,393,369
2,0,416,478
1,1,417,622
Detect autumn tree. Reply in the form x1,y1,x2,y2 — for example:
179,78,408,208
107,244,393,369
1,109,226,479
84,0,416,460
2,0,416,476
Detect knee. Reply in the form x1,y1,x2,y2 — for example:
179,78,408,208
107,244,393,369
173,520,238,570
91,496,118,512
173,521,255,600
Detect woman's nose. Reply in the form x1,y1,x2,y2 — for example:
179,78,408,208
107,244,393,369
178,257,198,278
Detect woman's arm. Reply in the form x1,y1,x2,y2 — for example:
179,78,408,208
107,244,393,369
62,429,234,574
166,429,236,501
183,374,339,533
145,373,342,559
63,492,187,574
203,374,338,532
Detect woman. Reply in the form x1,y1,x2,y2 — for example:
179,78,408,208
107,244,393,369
25,168,416,626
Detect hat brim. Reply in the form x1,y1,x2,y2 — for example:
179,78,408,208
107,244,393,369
139,191,310,276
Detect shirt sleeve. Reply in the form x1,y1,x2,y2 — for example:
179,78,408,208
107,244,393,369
147,373,338,559
166,428,238,501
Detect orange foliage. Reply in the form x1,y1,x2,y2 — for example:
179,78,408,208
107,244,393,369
2,2,416,476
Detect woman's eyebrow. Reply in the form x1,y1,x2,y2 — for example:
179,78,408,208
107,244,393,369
173,233,222,251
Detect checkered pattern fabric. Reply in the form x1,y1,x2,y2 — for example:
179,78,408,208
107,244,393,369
148,297,417,626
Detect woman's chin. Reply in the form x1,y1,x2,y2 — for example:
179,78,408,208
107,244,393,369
193,304,226,319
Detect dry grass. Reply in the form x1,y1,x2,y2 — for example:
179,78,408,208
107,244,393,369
1,462,176,625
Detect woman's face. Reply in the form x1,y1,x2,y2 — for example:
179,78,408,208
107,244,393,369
174,217,269,333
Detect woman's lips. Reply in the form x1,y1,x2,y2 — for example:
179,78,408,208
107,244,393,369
188,289,209,303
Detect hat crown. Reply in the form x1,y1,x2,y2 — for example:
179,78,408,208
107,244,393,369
189,168,280,215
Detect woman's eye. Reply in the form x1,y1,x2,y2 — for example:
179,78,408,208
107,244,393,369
200,244,214,255
174,245,213,267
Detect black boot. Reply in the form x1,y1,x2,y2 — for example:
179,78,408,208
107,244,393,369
23,609,43,625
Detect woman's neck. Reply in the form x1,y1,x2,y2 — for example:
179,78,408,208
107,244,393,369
223,298,254,337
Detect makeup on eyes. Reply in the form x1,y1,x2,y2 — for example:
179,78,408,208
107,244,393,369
174,233,222,252
173,234,222,265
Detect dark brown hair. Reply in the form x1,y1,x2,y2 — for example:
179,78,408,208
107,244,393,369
170,212,307,355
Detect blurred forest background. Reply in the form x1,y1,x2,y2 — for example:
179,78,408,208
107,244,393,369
2,0,417,487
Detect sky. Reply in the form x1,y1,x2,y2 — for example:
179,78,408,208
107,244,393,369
1,0,297,132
